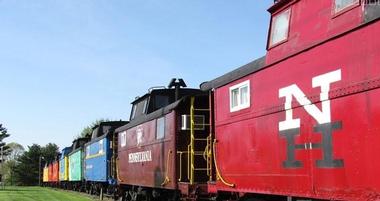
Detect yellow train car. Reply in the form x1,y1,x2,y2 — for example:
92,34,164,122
43,166,49,183
59,147,71,181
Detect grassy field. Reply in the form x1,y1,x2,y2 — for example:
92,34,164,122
0,186,94,201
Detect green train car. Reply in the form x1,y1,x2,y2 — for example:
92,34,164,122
68,137,89,191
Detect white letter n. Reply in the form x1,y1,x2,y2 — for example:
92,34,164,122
279,69,341,131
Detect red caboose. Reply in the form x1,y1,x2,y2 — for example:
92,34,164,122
201,0,380,200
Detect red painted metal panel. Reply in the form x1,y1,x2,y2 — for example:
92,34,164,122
118,111,177,190
51,161,59,182
48,163,53,182
212,20,380,200
266,0,364,65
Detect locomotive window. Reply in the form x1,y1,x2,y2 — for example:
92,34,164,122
229,80,250,112
334,0,358,13
270,8,291,47
156,117,165,140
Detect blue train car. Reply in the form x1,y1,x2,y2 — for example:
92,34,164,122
85,137,109,182
84,121,127,195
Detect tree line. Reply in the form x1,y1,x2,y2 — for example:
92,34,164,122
0,119,108,186
0,124,59,186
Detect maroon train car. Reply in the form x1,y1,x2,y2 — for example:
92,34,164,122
116,79,212,200
200,0,380,201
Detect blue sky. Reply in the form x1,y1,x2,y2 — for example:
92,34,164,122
0,0,272,150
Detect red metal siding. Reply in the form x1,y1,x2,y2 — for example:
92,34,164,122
51,161,59,182
48,164,53,182
266,0,364,64
118,111,177,190
213,20,380,200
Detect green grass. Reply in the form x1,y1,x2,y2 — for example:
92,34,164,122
0,186,94,201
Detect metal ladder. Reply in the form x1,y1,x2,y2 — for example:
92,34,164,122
188,96,213,185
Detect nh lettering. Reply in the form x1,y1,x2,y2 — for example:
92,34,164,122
279,69,344,168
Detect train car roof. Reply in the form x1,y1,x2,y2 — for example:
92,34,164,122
200,56,266,91
92,121,128,129
116,99,183,132
131,88,202,104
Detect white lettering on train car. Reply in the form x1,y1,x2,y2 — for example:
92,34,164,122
128,150,152,163
279,69,341,131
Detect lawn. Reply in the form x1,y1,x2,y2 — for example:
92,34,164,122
0,186,94,201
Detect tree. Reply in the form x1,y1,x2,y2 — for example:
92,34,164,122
78,118,110,138
6,142,25,161
0,124,11,163
13,144,41,186
41,143,59,163
2,142,24,185
13,143,59,186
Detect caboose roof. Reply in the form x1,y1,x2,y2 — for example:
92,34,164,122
92,121,128,129
131,88,200,104
200,56,266,91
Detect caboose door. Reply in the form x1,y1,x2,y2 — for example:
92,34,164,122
177,95,212,185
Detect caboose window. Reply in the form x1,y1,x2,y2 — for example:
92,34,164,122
120,131,127,147
156,117,165,140
229,80,250,112
334,0,358,13
130,98,148,120
270,8,291,47
99,139,104,154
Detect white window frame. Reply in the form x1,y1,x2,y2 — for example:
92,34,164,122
120,131,127,147
269,8,291,47
181,115,205,130
229,80,250,112
156,117,165,140
334,0,359,13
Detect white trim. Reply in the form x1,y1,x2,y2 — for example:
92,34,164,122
229,80,251,112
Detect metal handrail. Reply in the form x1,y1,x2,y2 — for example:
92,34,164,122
161,149,172,186
212,139,235,188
